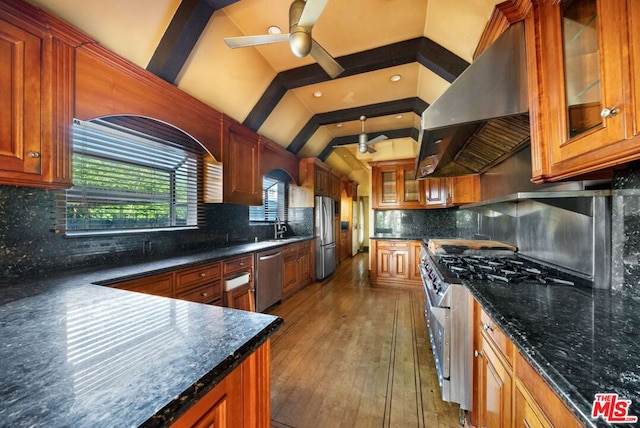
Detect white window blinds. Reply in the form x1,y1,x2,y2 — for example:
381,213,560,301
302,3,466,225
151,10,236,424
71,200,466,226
57,119,202,234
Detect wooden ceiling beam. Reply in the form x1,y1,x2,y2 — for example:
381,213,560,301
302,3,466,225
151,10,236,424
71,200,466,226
146,0,239,83
243,38,467,132
287,97,428,154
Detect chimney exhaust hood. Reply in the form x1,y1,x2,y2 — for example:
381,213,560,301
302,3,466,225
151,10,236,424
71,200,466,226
417,22,530,178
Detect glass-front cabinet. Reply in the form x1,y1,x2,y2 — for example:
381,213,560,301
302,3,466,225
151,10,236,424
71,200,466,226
529,0,638,182
370,159,424,209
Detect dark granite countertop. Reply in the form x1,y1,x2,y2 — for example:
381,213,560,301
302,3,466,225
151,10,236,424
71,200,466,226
466,280,640,427
0,238,317,426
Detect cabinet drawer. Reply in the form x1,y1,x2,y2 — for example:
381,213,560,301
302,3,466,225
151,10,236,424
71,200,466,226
376,241,410,250
223,255,253,276
175,262,221,291
480,308,513,365
111,272,173,297
176,281,221,304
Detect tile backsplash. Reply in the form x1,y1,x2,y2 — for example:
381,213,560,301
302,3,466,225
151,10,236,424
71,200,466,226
0,185,312,278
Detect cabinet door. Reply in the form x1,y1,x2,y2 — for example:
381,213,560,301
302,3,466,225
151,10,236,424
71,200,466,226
297,243,311,287
401,166,424,208
410,241,422,282
514,383,551,428
477,335,512,428
392,249,410,280
223,119,261,205
225,284,255,312
378,166,400,207
0,19,43,179
282,255,298,297
530,0,632,181
424,178,447,207
314,167,329,196
376,248,394,279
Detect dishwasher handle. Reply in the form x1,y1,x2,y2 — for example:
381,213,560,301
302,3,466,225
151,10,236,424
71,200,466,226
259,251,282,261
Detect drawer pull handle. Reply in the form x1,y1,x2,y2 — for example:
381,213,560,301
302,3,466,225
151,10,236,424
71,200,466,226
199,272,206,277
201,292,208,297
482,322,494,332
474,350,484,358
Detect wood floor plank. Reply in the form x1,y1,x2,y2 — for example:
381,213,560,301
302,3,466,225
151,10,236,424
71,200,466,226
268,253,460,428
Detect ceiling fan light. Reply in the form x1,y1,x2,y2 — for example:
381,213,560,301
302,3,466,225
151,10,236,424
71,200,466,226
358,143,368,154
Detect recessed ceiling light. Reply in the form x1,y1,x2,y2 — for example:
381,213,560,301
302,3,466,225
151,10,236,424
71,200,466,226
395,115,403,119
268,26,282,34
390,74,402,82
336,123,343,128
313,91,322,98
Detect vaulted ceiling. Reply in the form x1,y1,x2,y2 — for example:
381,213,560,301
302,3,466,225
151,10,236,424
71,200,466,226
25,0,502,189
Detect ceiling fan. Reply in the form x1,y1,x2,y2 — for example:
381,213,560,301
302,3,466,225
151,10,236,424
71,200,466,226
223,0,344,79
349,116,388,154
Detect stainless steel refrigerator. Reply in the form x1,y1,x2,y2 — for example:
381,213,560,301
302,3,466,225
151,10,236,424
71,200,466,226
315,196,336,280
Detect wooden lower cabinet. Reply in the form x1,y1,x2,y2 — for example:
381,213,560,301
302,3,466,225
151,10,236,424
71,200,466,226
370,239,421,287
475,333,512,428
472,301,583,428
514,381,552,428
282,241,313,299
225,284,255,312
171,340,271,428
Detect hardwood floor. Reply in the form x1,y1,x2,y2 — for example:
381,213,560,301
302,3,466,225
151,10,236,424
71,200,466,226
267,252,461,428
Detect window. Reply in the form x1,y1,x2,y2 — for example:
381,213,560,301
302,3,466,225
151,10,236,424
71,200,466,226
59,118,202,234
249,176,287,222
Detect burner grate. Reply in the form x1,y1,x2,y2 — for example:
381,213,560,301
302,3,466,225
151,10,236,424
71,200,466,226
435,254,576,286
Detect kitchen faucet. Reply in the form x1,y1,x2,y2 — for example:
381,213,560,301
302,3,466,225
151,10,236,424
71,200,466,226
274,217,287,239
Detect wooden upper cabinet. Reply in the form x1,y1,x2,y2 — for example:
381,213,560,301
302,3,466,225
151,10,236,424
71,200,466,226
423,178,447,208
528,0,639,182
298,157,339,201
370,159,424,209
446,175,480,206
222,116,262,206
0,1,79,188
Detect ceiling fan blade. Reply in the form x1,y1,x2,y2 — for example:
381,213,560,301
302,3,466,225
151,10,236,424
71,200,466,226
367,135,388,145
224,33,290,48
310,39,344,78
298,0,329,28
367,146,377,154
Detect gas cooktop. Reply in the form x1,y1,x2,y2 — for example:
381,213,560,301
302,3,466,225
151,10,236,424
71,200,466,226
433,253,592,288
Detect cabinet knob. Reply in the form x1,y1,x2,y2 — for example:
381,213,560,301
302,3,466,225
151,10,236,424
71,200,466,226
201,291,208,297
27,151,41,158
482,322,494,332
199,272,206,277
600,106,619,118
474,350,484,358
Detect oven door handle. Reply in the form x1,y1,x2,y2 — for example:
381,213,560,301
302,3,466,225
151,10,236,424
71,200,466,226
425,285,449,326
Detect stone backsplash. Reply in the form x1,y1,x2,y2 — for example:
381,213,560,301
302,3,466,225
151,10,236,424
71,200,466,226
0,185,313,278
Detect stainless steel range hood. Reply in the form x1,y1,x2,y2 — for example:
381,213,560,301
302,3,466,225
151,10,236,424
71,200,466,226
417,22,529,178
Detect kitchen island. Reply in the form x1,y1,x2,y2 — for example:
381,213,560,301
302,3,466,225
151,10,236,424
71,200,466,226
0,239,321,426
466,279,640,427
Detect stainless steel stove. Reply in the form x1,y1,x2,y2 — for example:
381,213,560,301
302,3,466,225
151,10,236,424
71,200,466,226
418,239,593,411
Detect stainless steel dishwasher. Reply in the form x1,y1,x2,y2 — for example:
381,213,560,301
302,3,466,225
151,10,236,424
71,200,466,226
255,249,283,312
